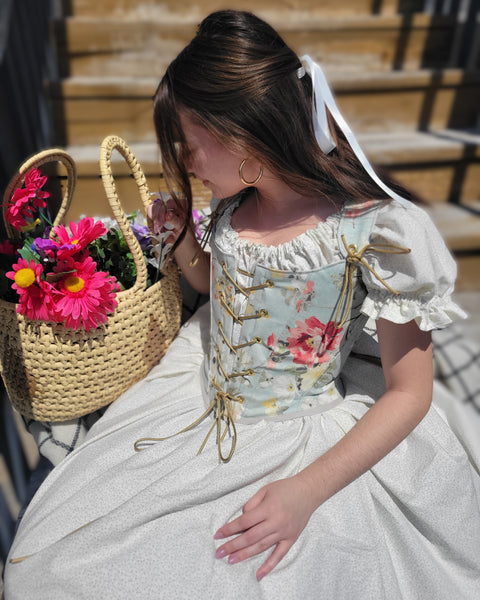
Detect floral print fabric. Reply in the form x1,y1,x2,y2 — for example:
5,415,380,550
209,197,466,420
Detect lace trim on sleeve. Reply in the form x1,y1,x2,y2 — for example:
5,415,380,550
361,290,467,331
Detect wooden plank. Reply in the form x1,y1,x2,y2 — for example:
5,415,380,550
49,70,480,144
57,14,456,77
67,0,412,19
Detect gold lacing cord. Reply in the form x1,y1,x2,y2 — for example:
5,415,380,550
333,235,411,328
222,262,249,296
216,346,231,380
134,381,244,463
222,262,274,295
237,267,254,278
218,320,262,353
219,292,242,323
239,309,269,321
218,292,269,323
216,345,255,381
9,518,99,564
245,280,274,292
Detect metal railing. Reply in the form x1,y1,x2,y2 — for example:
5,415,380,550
423,0,480,68
0,0,58,211
0,0,59,564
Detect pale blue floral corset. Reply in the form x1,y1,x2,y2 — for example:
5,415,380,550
205,200,383,424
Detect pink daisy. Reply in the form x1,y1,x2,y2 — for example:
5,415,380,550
53,256,120,331
6,258,56,322
52,217,108,259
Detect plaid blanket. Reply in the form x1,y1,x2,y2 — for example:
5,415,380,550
24,408,107,467
432,325,480,409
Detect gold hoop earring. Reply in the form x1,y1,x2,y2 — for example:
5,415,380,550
239,159,263,186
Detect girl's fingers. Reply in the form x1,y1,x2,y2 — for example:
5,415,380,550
214,507,264,540
165,213,183,231
224,532,279,565
215,489,266,540
215,521,273,559
147,197,184,234
256,540,291,582
147,203,166,234
242,489,265,513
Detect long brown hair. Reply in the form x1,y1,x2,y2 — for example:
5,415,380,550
153,10,412,228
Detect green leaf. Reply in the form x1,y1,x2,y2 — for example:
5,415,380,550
18,238,40,263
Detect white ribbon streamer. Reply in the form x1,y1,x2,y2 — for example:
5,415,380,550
301,55,410,206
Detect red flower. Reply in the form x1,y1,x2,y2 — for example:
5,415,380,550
6,258,56,321
24,168,48,191
52,217,107,259
52,256,120,331
286,317,343,368
24,168,50,208
5,168,50,230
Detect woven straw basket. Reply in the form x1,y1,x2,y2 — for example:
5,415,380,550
0,137,182,421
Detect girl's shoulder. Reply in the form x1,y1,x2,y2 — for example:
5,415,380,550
371,197,444,248
359,198,467,331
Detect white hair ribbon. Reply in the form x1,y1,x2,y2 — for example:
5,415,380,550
301,55,336,155
300,55,410,206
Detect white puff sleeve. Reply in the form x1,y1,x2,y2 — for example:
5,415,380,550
359,199,467,331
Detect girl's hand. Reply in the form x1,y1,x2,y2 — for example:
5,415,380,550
147,196,185,243
214,475,319,581
148,195,209,293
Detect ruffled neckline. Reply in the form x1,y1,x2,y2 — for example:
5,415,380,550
215,199,343,272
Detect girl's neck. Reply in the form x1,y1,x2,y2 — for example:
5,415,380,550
231,181,341,246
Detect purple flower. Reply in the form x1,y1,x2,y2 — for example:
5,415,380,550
33,237,77,261
33,238,56,252
131,223,151,251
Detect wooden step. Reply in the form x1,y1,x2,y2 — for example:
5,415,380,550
424,201,480,253
66,0,424,19
62,129,480,220
455,253,480,292
424,202,480,292
49,69,480,146
55,13,456,78
359,129,480,204
62,141,212,219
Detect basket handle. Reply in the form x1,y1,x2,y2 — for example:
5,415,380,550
99,135,153,292
2,149,76,240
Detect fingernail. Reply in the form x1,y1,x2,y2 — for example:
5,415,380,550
213,531,223,540
215,548,226,559
257,573,265,582
228,555,238,564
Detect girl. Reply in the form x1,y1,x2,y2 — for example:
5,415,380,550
5,10,480,599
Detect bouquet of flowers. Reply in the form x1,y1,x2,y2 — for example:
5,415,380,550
0,139,182,422
1,169,174,332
